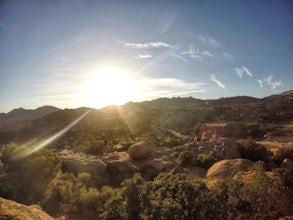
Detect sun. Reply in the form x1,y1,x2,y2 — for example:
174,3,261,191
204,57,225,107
83,66,136,108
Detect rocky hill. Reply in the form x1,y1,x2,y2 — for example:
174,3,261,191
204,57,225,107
0,91,292,219
0,197,54,220
0,106,60,129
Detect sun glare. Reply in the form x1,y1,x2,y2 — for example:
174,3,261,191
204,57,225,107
83,66,136,108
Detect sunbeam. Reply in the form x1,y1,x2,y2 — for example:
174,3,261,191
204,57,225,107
11,110,91,160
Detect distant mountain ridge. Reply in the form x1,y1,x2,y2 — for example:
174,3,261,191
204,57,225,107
0,106,60,128
0,90,292,144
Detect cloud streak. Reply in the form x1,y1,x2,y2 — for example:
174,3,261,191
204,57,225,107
198,35,222,48
263,75,284,89
234,66,253,78
209,74,225,89
256,79,264,88
134,54,153,59
222,52,234,60
181,45,215,60
124,41,172,49
135,77,205,99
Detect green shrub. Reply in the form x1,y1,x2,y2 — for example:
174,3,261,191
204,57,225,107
238,138,272,163
195,153,217,169
177,151,193,166
78,172,91,185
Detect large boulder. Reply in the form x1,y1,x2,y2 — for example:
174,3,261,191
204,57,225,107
207,158,253,180
59,150,107,176
0,197,54,220
102,152,139,175
128,140,154,160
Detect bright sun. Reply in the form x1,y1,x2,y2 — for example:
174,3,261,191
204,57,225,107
83,66,136,108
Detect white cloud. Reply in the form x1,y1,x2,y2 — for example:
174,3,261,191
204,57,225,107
198,35,222,49
124,41,172,49
208,38,222,49
0,22,3,27
171,53,188,62
135,77,205,99
234,66,253,78
201,51,214,58
198,35,206,43
134,54,153,59
256,79,264,88
234,67,244,78
181,45,207,60
222,52,234,60
209,74,226,89
263,75,284,89
241,66,253,77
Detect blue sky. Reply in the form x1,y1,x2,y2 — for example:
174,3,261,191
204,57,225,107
0,0,292,112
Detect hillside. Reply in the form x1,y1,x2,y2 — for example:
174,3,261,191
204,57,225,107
0,91,292,219
0,106,60,129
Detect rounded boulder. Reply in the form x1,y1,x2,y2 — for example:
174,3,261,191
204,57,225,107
128,140,154,160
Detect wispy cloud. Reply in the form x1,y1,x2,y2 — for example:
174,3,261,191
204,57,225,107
181,45,214,60
234,66,253,78
135,77,205,99
198,35,222,48
222,52,234,60
241,66,253,77
124,41,172,49
0,22,4,27
134,54,153,59
171,53,188,63
209,74,225,89
263,75,284,89
201,51,214,58
256,79,264,88
234,67,245,78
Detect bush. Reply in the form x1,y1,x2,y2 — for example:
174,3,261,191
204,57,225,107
195,153,217,169
238,138,272,163
177,151,193,166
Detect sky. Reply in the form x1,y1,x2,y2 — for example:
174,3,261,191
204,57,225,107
0,0,292,113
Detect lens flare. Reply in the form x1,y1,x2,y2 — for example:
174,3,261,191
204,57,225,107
11,110,91,160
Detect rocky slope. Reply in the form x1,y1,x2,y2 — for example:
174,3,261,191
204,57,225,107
0,197,54,220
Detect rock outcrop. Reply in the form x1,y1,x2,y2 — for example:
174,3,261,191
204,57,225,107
59,150,107,176
102,152,138,174
213,138,241,159
128,140,154,160
207,158,253,180
0,197,54,220
199,122,258,140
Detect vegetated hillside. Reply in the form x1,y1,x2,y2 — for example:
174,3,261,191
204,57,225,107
0,91,292,220
0,106,60,129
0,91,292,146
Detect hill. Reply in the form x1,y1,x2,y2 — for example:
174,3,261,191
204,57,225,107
0,91,292,219
0,106,61,129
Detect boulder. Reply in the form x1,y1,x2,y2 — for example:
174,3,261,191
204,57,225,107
207,158,253,180
59,150,107,176
142,160,165,173
0,197,54,220
128,140,154,160
102,152,138,175
112,144,128,152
